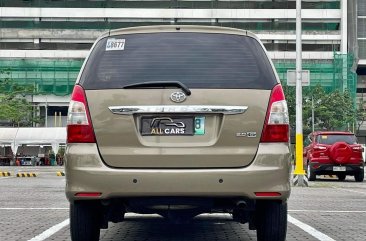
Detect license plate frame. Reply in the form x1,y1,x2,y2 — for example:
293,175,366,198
333,166,346,172
141,116,195,136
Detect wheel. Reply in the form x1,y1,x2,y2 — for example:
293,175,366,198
337,173,346,181
307,163,316,181
256,201,287,241
70,201,101,241
354,170,364,182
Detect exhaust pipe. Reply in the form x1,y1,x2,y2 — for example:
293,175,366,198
236,200,247,209
233,201,250,224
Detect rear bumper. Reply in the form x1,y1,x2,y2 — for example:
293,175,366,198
65,143,291,202
310,163,364,175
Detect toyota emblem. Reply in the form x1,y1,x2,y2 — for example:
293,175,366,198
170,91,186,103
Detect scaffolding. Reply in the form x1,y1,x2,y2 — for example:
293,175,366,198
0,59,83,96
274,53,357,104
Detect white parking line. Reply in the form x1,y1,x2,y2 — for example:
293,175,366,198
289,209,366,213
332,187,366,195
288,215,336,241
28,218,69,241
0,208,68,210
0,176,16,180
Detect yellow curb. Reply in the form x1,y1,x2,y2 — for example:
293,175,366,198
56,172,65,176
0,172,11,177
16,173,37,177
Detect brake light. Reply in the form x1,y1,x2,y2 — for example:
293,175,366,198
314,145,327,151
260,84,289,142
352,146,363,152
67,85,96,143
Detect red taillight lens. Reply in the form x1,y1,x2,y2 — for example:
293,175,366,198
314,145,327,151
75,192,102,197
260,84,289,143
67,85,96,143
352,146,363,151
255,192,281,197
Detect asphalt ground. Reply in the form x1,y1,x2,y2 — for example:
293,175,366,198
0,166,365,241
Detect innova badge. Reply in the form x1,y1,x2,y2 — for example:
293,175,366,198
170,91,186,103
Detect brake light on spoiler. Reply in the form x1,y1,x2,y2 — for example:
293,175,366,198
260,84,289,143
67,85,96,143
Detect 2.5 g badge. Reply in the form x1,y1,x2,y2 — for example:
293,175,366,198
106,38,126,51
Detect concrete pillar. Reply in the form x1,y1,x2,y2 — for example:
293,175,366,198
341,0,348,91
340,0,348,54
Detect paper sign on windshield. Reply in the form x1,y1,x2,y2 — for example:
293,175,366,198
106,38,125,51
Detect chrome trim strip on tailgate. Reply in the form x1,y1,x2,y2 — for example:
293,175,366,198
108,105,248,115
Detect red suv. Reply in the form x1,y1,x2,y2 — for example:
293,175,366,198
304,131,364,182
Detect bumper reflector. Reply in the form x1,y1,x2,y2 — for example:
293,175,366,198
75,192,102,197
255,192,281,197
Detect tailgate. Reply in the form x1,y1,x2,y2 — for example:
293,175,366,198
86,88,270,168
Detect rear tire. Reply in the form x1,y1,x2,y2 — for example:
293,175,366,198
256,201,287,241
307,163,316,181
70,201,101,241
337,173,346,181
354,170,364,182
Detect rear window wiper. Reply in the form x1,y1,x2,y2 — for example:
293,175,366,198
122,81,191,96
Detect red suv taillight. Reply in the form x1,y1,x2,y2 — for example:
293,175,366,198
260,84,289,143
67,85,96,143
314,145,327,151
352,146,363,152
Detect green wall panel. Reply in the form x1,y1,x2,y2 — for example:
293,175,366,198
0,59,83,96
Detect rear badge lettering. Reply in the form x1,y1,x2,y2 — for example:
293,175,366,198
236,132,257,138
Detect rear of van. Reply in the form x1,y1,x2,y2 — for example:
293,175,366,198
65,25,291,241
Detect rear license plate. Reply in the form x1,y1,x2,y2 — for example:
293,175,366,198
141,116,196,136
333,166,346,172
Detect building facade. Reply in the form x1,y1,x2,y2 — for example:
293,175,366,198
0,0,358,128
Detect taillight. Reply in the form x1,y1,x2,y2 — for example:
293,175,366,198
314,145,327,151
260,84,289,142
67,85,96,143
352,146,363,152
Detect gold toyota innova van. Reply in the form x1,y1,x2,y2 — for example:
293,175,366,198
66,25,291,241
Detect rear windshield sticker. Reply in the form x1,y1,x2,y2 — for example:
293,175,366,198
321,135,328,139
106,38,125,51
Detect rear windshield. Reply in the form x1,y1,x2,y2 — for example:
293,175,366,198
79,32,277,90
316,135,357,145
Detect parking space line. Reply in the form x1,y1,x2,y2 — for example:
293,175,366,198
0,208,68,210
332,187,366,195
28,218,69,241
289,209,366,213
0,176,16,180
288,215,336,241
